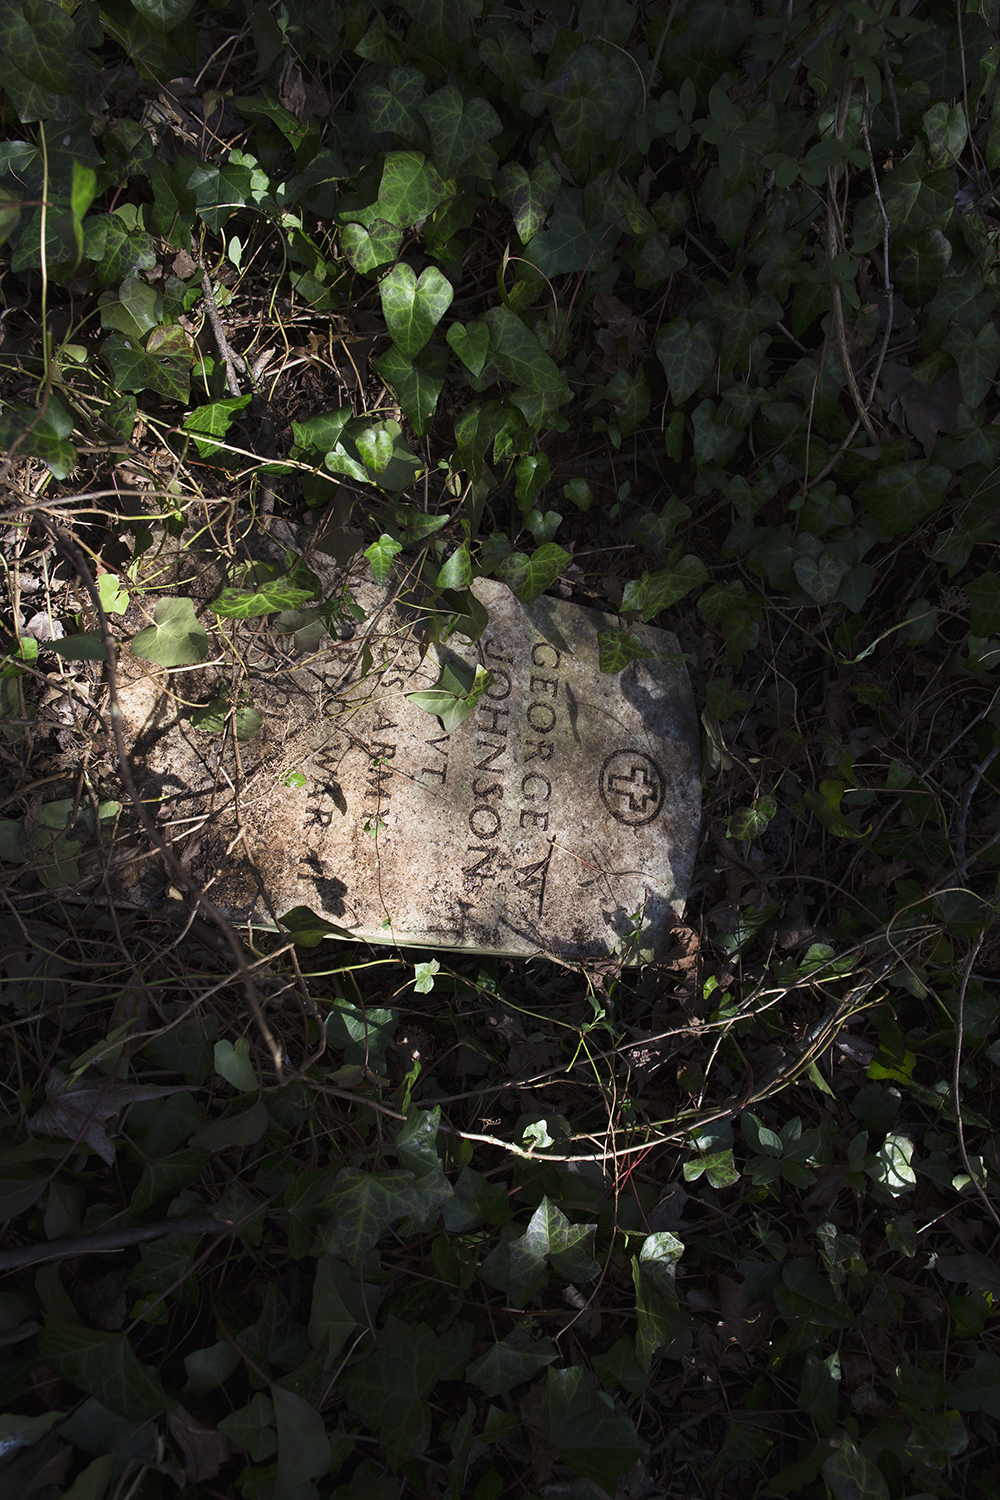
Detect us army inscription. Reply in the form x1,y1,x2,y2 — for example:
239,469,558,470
115,548,700,961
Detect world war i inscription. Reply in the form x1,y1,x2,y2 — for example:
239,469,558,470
115,549,701,962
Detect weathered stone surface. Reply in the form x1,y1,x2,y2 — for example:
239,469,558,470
114,528,700,962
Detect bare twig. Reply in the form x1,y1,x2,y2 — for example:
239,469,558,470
955,744,1000,877
0,1215,231,1273
200,268,249,398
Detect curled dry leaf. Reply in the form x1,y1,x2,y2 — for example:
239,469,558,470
166,1406,231,1484
28,1071,196,1167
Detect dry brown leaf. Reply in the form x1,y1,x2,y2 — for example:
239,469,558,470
279,60,331,122
649,1183,690,1233
0,1429,71,1500
936,1252,1000,1296
28,1071,195,1167
519,1380,555,1487
850,1381,894,1417
74,1269,129,1331
716,1274,773,1356
166,1407,231,1484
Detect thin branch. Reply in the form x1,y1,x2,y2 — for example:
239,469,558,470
0,1215,231,1273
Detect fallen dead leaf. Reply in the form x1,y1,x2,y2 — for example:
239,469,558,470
0,1428,71,1500
279,60,330,122
519,1380,555,1487
936,1252,1000,1296
166,1406,231,1484
28,1071,196,1167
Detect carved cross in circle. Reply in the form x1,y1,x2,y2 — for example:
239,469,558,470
608,761,659,814
599,750,666,826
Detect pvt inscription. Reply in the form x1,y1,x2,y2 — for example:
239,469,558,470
115,552,701,962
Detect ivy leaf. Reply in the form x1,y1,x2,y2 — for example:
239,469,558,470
188,1100,269,1152
965,573,1000,637
360,66,428,144
518,1197,599,1284
467,1338,558,1397
308,1253,382,1355
209,569,317,618
498,157,562,241
683,1147,740,1189
98,279,159,342
0,397,76,479
442,1166,511,1232
867,1132,917,1196
523,185,611,278
773,1259,858,1329
131,1146,209,1219
182,394,252,458
597,628,655,673
98,573,129,615
291,408,352,453
354,422,393,473
408,659,492,733
543,46,622,168
37,1324,175,1420
102,328,192,402
436,543,472,589
412,960,440,994
542,1366,643,1492
942,323,1000,408
47,632,105,662
419,85,501,177
377,150,452,228
656,318,718,404
88,218,157,288
951,1354,1000,1418
793,552,843,605
713,287,783,370
822,1433,890,1500
323,999,399,1071
213,1039,257,1093
856,463,950,537
379,261,454,357
480,24,542,97
0,0,94,123
924,275,995,348
495,543,571,605
377,344,447,435
325,1168,419,1263
877,155,956,238
621,557,708,618
446,320,491,377
338,1323,443,1470
129,597,209,667
691,399,742,465
483,305,568,397
454,400,508,479
130,0,194,28
364,532,404,584
340,220,403,275
278,905,354,947
217,1394,277,1462
272,1386,330,1500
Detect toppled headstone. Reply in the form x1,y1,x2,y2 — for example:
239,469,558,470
113,532,700,962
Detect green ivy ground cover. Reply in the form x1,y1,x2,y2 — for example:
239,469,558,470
1,0,1000,1495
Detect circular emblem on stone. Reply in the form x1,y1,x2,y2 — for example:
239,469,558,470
599,750,666,826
